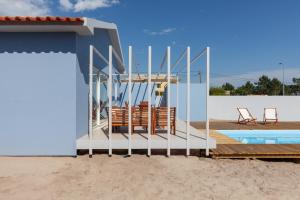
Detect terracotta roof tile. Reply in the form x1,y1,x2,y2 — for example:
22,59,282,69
0,16,84,25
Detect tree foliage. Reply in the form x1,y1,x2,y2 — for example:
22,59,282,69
210,87,226,95
210,75,300,96
222,82,235,91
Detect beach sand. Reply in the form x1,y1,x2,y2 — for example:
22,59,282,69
0,155,300,200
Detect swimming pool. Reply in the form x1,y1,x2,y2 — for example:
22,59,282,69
218,130,300,144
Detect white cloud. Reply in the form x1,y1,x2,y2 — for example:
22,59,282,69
59,0,119,12
211,68,300,87
59,0,73,11
0,0,50,16
144,28,176,36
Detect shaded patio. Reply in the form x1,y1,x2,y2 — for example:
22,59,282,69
77,119,216,150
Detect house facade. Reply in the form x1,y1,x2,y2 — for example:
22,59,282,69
0,17,124,156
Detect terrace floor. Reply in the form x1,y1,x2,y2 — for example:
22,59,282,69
77,120,216,151
191,120,300,130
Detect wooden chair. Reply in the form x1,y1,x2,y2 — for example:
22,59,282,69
111,107,128,131
154,107,176,134
132,106,155,134
263,108,278,124
237,107,257,124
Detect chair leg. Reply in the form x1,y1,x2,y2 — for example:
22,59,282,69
152,124,155,135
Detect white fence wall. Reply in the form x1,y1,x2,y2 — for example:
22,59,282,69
209,96,300,121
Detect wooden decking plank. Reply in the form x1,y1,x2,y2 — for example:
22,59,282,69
211,144,300,158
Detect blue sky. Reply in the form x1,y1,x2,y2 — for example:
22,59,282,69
1,0,300,85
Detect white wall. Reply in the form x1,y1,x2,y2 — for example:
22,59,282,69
209,96,300,121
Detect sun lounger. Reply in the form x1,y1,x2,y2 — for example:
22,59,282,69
263,108,278,124
237,108,257,124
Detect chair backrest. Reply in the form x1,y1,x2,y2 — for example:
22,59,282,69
112,107,128,125
139,101,148,108
155,107,176,126
264,108,277,120
132,106,155,126
238,108,253,120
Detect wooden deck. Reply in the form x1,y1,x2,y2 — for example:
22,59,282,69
191,121,300,130
211,144,300,159
210,131,241,144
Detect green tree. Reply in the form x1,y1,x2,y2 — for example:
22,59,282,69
222,82,235,91
293,78,300,86
292,77,300,95
210,87,226,95
256,75,272,95
234,81,255,95
270,78,282,95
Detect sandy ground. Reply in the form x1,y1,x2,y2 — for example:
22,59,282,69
0,156,300,200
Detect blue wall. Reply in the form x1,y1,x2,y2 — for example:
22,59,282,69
0,29,121,155
117,82,207,121
75,28,119,139
170,83,207,121
0,33,77,156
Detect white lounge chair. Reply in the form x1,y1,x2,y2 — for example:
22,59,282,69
237,108,257,124
263,108,278,124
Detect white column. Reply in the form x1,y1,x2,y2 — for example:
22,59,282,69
167,46,171,157
108,45,113,156
147,46,152,156
96,72,101,125
206,47,210,156
186,46,190,156
176,75,179,120
128,46,132,156
114,80,118,105
88,45,93,157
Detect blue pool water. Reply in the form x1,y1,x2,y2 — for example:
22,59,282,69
218,130,300,144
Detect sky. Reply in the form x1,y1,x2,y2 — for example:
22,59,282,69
1,0,300,86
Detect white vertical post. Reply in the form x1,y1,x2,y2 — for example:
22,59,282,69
114,80,118,105
186,46,190,156
96,72,101,125
176,75,179,119
167,46,171,157
147,46,152,156
108,45,113,156
206,47,210,156
128,46,132,156
89,45,93,157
